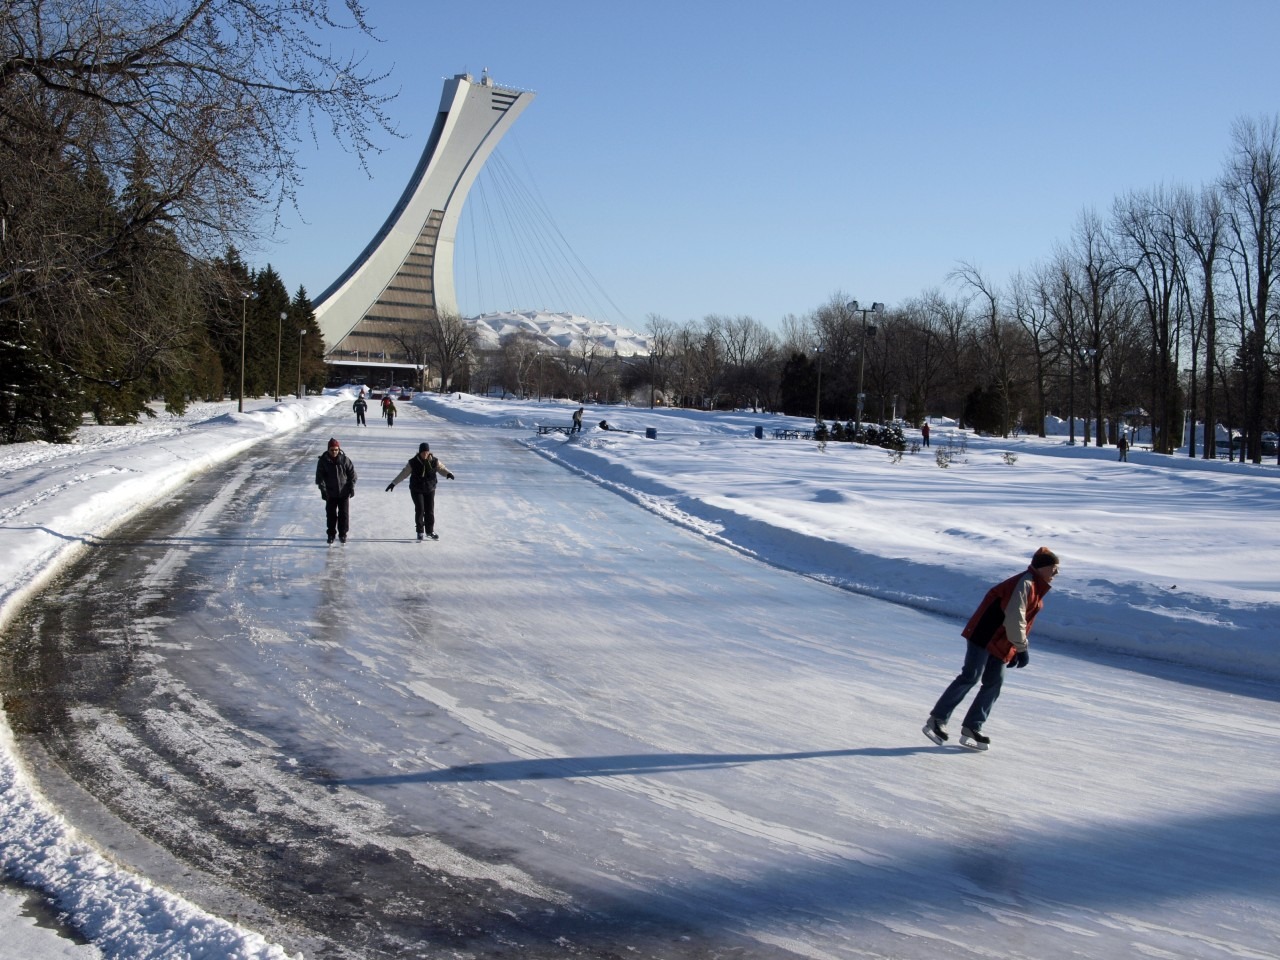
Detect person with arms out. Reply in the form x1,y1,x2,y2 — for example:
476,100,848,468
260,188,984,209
923,546,1059,750
385,441,454,540
315,437,357,544
353,393,368,426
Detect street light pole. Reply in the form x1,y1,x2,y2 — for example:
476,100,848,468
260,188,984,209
275,311,287,402
849,300,883,438
296,328,306,398
237,290,256,413
814,346,825,424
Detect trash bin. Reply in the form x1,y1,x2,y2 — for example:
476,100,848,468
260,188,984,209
645,427,657,440
754,425,764,439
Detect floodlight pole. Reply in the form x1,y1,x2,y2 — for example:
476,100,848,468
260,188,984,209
850,300,883,438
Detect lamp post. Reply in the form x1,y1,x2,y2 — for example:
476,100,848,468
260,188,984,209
296,328,306,398
237,290,256,413
814,345,825,425
850,300,883,438
275,311,287,402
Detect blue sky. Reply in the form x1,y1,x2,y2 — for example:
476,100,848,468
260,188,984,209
262,1,1280,332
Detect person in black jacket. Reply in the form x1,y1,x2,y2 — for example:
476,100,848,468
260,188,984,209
352,393,368,426
385,441,454,540
315,437,357,544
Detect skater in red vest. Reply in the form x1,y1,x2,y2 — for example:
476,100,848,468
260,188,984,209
923,546,1059,750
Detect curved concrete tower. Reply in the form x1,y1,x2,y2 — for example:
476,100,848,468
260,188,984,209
314,72,535,359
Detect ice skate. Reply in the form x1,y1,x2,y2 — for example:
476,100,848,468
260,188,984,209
959,726,990,751
922,716,949,745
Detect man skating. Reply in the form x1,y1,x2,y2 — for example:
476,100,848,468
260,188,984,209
923,546,1059,750
315,437,357,544
385,441,454,540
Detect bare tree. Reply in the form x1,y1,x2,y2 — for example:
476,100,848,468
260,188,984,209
569,330,612,400
1064,209,1125,446
426,312,478,393
895,292,951,427
717,314,777,411
1177,184,1227,457
0,0,396,266
498,331,542,398
949,262,1016,436
1010,266,1058,437
1113,189,1186,453
1221,115,1280,463
644,313,677,408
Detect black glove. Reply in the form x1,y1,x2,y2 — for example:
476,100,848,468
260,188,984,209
319,488,327,501
1011,650,1030,669
385,482,395,492
446,472,455,480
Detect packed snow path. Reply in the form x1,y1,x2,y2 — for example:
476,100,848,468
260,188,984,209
7,403,1278,959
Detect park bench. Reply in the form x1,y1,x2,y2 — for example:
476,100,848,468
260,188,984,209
774,429,813,440
537,424,572,435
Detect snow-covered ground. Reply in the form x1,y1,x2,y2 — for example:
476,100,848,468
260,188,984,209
0,390,1275,958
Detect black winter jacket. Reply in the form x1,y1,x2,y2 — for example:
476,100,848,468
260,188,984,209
316,451,357,499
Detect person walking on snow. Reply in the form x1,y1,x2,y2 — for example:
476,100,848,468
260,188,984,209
1117,435,1129,461
571,407,584,434
921,421,930,446
923,546,1059,750
353,394,367,426
385,441,454,540
315,437,357,544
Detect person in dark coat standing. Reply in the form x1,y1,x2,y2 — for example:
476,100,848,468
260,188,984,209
923,546,1059,750
921,422,930,446
353,394,368,426
385,441,454,540
315,437,357,544
1117,436,1129,461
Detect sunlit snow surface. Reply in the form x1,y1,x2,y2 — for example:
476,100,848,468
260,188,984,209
0,391,1276,958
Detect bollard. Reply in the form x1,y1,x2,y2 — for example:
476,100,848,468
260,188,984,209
645,427,657,440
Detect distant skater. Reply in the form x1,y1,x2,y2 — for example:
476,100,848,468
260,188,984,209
353,394,367,426
385,441,454,540
1117,436,1128,462
382,396,397,427
923,547,1059,750
315,437,357,544
921,422,930,446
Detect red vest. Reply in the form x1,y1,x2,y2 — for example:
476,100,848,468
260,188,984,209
961,569,1051,662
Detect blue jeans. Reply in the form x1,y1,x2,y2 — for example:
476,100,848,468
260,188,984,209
931,640,1005,731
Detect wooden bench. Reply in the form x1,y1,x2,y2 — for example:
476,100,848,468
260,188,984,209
537,424,572,435
774,429,813,440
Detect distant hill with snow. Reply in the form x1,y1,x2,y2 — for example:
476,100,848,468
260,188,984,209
467,310,651,356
